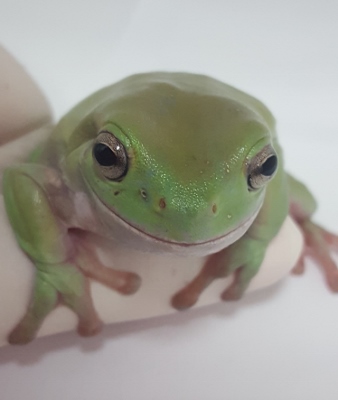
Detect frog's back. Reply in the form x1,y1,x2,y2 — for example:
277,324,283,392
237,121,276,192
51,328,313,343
50,72,276,157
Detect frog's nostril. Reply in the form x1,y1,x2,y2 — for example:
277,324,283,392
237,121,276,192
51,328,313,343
212,203,218,215
159,197,166,209
140,189,148,200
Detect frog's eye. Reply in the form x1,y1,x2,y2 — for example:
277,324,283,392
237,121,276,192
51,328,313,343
93,131,128,180
247,145,278,190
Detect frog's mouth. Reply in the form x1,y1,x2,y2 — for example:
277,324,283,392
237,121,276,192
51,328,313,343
120,209,258,246
88,186,261,256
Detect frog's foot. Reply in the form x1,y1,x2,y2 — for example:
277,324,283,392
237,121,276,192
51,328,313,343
292,220,338,292
8,275,59,345
7,263,105,345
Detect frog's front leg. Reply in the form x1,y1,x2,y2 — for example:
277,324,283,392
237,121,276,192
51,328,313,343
172,161,288,310
3,165,140,344
171,235,266,310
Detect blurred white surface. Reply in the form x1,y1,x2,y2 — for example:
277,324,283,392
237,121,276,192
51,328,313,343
1,1,338,399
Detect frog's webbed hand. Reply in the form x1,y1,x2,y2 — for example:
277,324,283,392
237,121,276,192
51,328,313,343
171,235,266,310
3,165,140,344
288,175,338,291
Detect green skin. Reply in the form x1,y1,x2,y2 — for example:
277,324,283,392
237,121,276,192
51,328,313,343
3,72,338,345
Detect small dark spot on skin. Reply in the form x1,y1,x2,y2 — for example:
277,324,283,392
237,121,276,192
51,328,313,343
140,189,147,199
212,204,217,214
159,197,166,209
114,191,120,196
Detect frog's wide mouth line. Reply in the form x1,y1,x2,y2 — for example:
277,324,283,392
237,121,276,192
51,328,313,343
117,211,258,248
88,185,261,249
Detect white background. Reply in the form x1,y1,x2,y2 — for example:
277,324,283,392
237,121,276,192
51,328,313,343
1,0,338,399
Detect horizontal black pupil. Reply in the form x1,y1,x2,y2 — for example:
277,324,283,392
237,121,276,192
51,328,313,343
261,155,277,176
94,143,117,166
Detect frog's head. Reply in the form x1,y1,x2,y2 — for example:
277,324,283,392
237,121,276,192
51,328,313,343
78,73,278,255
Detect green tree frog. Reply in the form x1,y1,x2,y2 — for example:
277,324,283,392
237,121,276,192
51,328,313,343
3,72,337,345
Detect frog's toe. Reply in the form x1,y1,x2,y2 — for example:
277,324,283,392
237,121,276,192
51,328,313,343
292,255,306,275
117,272,141,295
221,286,243,301
8,326,35,345
327,270,338,292
171,289,199,310
221,264,256,301
77,319,103,337
296,220,338,292
322,229,338,251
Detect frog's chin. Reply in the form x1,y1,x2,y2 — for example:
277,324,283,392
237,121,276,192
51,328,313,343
89,190,262,257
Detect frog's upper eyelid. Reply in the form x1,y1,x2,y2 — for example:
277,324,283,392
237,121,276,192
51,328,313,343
246,137,274,158
99,122,132,147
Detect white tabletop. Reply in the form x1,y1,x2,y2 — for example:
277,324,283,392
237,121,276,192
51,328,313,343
1,1,338,399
